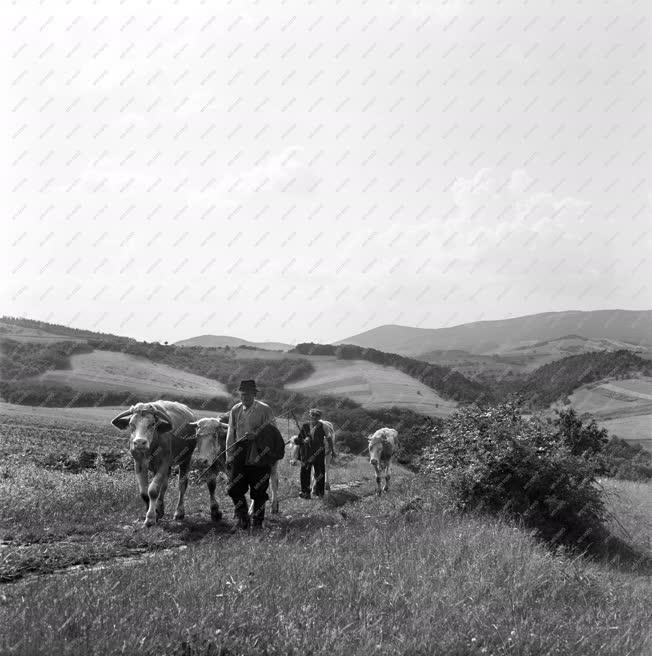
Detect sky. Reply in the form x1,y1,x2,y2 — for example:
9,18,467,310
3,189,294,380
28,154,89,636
3,0,651,345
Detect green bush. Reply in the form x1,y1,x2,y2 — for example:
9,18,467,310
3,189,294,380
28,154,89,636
420,403,608,548
334,430,367,454
552,407,608,459
602,436,652,482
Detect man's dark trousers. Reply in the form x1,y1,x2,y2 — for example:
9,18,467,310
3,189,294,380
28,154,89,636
301,450,326,497
228,441,271,524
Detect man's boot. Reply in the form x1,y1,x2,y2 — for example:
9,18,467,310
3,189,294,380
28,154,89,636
232,498,250,531
252,502,265,528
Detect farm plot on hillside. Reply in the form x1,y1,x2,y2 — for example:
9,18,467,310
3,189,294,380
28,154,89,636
566,377,652,453
568,377,652,420
600,415,652,453
285,356,457,417
0,321,83,343
38,350,229,398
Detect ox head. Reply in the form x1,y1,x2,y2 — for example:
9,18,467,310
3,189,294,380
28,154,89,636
111,403,174,456
185,417,228,469
368,434,384,467
369,431,395,467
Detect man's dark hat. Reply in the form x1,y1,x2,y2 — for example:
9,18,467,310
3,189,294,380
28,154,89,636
238,379,258,392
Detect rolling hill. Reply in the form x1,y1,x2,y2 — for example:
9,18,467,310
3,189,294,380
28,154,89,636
419,334,652,379
174,335,293,351
38,350,229,398
564,377,652,453
337,310,652,357
284,356,458,417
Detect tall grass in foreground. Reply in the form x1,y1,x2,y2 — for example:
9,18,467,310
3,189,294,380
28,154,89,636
2,483,650,656
0,462,139,539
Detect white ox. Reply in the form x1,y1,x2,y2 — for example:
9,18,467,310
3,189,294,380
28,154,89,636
367,427,398,496
111,400,225,527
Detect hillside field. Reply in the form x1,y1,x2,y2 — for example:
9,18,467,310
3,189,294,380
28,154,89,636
0,321,83,343
0,403,650,656
567,377,652,453
37,349,229,399
284,355,458,417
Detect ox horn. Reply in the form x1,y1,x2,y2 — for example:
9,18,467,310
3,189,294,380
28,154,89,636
111,408,133,430
152,407,174,433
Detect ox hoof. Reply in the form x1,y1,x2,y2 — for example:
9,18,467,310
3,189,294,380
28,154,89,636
211,509,223,522
271,501,279,514
143,518,156,528
173,511,185,521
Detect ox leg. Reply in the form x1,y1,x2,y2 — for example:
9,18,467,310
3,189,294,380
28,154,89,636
373,464,382,497
383,461,391,493
174,462,189,521
324,456,331,492
270,463,279,514
145,468,167,527
134,459,149,513
156,474,168,519
207,470,222,521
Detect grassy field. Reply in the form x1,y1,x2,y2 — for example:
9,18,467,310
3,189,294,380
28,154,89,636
1,406,651,655
285,356,458,417
0,321,83,343
566,377,652,453
37,349,229,398
232,349,459,416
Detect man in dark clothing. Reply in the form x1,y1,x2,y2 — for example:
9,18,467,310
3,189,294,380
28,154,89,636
226,379,278,529
296,408,335,499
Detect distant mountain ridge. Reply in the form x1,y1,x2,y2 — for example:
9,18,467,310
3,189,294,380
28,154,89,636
174,334,293,351
336,310,652,357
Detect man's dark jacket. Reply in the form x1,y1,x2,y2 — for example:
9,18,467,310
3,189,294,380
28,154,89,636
247,424,285,467
296,422,332,463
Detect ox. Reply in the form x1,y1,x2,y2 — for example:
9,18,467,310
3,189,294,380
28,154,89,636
111,400,223,527
186,416,230,519
367,427,398,496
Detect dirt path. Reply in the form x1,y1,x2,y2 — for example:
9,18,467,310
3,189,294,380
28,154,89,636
1,478,384,585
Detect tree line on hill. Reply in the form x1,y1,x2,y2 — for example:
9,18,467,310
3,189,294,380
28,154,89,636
0,339,93,380
0,381,232,412
0,316,134,343
515,350,652,407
